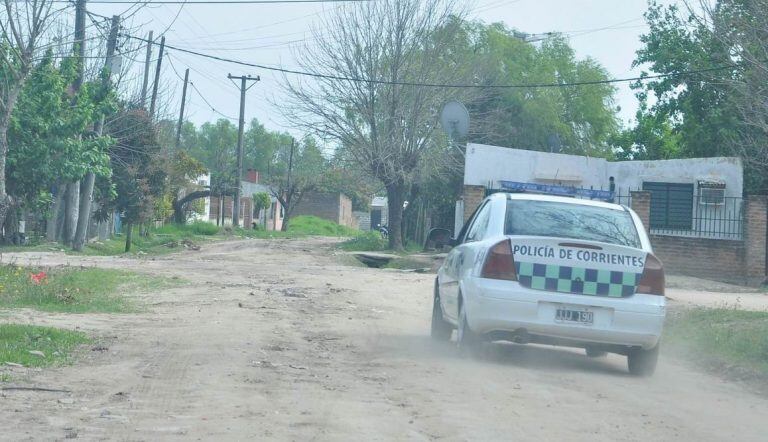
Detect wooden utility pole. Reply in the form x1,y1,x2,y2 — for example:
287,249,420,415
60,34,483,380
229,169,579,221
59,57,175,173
72,0,87,91
140,30,153,109
73,14,120,252
227,73,259,227
175,68,189,149
62,0,88,246
286,138,295,198
149,35,165,119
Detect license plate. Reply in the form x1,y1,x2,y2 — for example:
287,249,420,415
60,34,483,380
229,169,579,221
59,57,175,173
555,308,594,325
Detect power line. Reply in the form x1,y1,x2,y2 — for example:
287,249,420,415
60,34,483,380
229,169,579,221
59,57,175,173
124,34,742,89
50,0,370,3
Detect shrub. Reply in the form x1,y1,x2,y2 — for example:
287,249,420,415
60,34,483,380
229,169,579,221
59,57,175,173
288,215,359,236
189,221,219,236
340,231,387,251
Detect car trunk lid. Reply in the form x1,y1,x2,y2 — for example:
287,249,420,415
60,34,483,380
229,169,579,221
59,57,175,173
509,236,647,298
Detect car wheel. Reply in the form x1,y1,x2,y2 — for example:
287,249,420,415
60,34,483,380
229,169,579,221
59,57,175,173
585,347,607,358
431,283,453,341
456,299,482,355
627,344,660,377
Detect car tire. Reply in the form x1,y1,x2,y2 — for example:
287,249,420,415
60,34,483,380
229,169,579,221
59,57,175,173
457,299,482,355
431,283,453,341
585,347,607,358
627,344,660,377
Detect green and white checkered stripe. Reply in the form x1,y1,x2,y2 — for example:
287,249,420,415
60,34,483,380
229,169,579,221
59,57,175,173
515,262,641,298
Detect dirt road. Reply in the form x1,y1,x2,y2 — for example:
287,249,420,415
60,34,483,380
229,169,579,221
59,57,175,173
1,238,766,441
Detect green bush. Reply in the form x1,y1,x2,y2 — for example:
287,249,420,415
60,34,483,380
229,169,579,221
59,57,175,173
340,231,387,251
287,216,359,236
189,221,219,236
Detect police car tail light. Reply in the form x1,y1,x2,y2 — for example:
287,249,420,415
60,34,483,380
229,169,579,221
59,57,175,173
637,253,665,296
481,239,517,281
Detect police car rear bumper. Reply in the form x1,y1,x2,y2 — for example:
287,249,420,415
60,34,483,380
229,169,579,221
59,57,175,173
463,277,666,350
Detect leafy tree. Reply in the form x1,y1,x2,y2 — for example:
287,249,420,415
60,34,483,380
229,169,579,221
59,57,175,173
633,1,741,158
252,192,271,227
7,53,112,239
283,0,473,250
105,108,166,252
0,0,57,228
267,137,328,231
611,100,682,160
167,150,207,224
461,22,619,155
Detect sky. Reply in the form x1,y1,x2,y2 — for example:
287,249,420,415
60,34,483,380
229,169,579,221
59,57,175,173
83,0,677,135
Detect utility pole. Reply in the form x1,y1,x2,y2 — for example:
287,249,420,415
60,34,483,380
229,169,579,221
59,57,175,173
73,14,120,252
286,138,295,199
227,73,259,227
149,35,165,119
140,30,153,109
72,0,87,93
175,68,189,149
62,0,88,246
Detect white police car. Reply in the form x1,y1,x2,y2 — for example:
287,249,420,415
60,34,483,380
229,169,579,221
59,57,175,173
432,192,666,376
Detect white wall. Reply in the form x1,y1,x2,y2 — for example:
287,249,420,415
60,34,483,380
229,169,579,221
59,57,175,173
606,157,743,198
464,143,743,197
464,143,609,189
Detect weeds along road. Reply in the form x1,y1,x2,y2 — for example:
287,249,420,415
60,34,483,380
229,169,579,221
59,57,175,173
1,238,766,441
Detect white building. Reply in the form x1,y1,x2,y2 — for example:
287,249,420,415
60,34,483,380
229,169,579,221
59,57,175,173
461,144,744,239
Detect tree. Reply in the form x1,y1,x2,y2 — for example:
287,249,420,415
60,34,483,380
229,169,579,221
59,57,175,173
283,0,472,250
458,22,619,154
628,0,768,192
188,119,237,224
691,0,768,192
252,192,270,227
611,99,682,161
169,150,207,224
7,53,112,240
267,137,327,231
106,108,166,252
0,0,57,229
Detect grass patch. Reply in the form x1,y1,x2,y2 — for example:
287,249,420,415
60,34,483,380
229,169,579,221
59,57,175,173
0,266,172,313
156,221,219,236
339,231,388,251
287,216,359,236
82,221,220,256
234,215,360,239
665,307,768,376
2,217,362,256
339,231,425,254
0,324,89,368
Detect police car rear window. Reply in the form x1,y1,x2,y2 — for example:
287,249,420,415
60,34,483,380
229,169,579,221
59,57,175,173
504,200,641,248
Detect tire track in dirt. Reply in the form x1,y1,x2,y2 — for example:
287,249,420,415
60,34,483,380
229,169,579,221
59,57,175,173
0,237,767,441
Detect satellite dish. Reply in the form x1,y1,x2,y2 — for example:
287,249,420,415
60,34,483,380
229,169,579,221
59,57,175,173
440,101,469,139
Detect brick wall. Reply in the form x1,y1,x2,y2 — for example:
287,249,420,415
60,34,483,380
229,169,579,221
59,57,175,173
293,192,357,228
630,191,651,234
631,192,767,283
745,195,767,278
209,196,253,227
649,235,746,279
354,211,370,230
462,185,486,224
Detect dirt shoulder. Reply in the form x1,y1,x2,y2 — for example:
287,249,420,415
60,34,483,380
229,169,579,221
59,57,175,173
1,238,767,441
